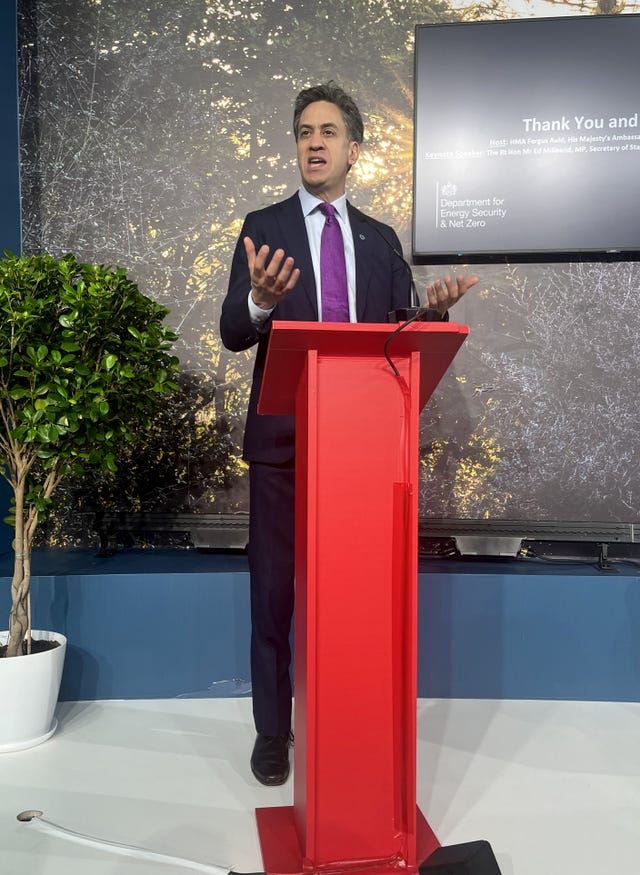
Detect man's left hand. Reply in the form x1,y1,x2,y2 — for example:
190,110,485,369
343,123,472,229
425,274,480,315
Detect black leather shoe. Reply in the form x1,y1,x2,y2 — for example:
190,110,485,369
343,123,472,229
251,733,291,785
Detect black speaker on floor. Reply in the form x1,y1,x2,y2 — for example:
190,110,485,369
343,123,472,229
420,840,503,874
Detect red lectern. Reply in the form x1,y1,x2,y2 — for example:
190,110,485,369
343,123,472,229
256,321,468,875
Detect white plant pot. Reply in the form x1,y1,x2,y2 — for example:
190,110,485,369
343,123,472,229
0,630,67,753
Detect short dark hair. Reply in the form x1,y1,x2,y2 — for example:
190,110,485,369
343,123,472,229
293,81,364,144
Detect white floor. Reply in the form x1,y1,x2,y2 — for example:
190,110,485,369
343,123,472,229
1,698,639,874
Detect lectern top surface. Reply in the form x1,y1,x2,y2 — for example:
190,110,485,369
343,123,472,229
259,320,469,416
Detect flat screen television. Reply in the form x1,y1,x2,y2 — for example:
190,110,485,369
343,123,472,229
413,14,640,263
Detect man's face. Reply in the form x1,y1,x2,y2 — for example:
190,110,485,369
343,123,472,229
296,100,360,202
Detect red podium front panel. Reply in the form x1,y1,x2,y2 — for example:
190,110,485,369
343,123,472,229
256,322,468,875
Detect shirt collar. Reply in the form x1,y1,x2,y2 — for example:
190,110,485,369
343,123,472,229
298,187,349,221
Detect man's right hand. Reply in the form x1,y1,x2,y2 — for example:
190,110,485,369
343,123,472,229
245,237,301,310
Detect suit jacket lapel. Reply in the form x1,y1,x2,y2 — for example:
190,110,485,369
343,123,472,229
275,193,318,319
348,203,374,322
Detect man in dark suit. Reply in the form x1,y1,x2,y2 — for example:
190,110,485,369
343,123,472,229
220,82,478,786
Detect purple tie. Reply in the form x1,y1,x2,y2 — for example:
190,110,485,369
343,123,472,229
319,202,349,322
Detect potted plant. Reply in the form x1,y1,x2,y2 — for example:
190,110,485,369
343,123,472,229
0,251,178,749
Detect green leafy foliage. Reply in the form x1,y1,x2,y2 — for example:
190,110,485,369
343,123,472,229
0,250,179,656
0,251,179,481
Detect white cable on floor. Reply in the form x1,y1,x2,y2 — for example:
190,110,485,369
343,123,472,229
17,810,233,874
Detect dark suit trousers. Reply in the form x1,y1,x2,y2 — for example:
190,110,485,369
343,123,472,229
248,459,296,736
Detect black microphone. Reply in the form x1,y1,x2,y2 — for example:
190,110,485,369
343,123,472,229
348,205,443,324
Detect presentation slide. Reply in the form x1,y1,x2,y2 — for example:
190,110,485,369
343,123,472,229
413,15,640,260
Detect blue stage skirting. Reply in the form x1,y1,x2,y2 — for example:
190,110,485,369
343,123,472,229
1,549,639,702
